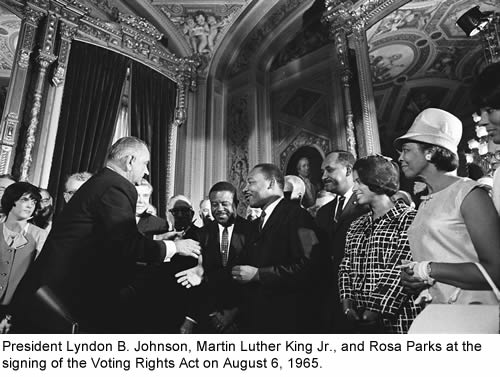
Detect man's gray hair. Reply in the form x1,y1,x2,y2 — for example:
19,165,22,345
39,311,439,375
65,171,92,190
108,137,148,161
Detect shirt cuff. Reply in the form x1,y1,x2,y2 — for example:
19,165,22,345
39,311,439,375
185,316,198,324
163,240,176,262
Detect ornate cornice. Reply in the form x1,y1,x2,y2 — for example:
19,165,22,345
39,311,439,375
322,0,405,37
20,0,195,86
118,13,162,44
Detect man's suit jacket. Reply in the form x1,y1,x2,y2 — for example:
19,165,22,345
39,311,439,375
238,199,319,333
198,216,250,314
133,221,200,333
11,168,166,333
137,212,169,238
314,193,369,332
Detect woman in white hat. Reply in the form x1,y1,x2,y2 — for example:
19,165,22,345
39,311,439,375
394,108,500,308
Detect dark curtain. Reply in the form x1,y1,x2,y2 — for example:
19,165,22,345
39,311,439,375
129,61,177,218
48,41,129,214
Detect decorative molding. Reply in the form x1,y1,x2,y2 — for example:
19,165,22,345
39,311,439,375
0,144,12,174
17,6,44,69
334,29,357,157
2,113,18,144
165,120,178,204
279,130,330,172
75,10,197,85
52,21,78,86
351,26,380,154
118,13,162,44
19,51,57,181
323,0,407,36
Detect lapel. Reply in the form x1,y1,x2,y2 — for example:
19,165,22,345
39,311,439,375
259,198,286,236
336,194,358,224
331,194,358,232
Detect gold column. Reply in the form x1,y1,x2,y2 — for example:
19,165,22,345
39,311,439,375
334,29,357,158
0,6,44,174
351,22,381,155
19,11,58,181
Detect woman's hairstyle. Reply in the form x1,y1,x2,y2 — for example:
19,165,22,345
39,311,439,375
415,141,458,172
1,182,41,215
353,155,400,196
471,61,500,110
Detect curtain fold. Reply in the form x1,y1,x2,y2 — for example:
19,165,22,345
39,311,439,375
129,62,177,218
48,42,129,213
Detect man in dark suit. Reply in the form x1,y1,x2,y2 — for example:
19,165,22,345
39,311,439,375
232,163,319,333
196,181,250,333
10,137,200,333
315,150,369,333
135,178,168,237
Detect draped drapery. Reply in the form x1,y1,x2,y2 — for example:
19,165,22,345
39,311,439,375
129,61,177,218
49,41,129,213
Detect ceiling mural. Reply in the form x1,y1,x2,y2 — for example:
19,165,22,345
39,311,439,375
0,3,20,78
366,0,500,157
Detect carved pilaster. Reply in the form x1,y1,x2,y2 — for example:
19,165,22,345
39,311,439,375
351,23,380,155
18,6,44,69
334,29,357,158
0,114,18,174
19,52,57,181
52,21,77,86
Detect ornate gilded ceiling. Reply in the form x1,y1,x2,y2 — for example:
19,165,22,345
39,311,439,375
0,0,497,158
366,0,500,156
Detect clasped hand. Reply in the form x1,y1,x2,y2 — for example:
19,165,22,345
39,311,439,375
231,265,258,283
400,260,428,295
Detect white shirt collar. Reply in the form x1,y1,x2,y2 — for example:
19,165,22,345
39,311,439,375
341,186,354,209
261,196,283,228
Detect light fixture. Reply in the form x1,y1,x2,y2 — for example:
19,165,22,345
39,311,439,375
457,6,500,64
457,6,489,37
466,113,499,175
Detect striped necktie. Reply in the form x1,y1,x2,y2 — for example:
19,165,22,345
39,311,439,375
221,227,229,267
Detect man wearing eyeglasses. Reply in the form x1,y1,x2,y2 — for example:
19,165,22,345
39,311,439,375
63,172,92,203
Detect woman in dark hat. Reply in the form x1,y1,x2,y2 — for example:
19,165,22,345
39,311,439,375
395,108,500,315
339,155,419,333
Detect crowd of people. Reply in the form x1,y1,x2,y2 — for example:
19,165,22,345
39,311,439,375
0,62,500,334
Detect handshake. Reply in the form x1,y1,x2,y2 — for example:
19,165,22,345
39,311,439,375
154,231,204,289
154,231,201,259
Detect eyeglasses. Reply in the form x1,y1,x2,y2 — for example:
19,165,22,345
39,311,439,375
169,208,193,214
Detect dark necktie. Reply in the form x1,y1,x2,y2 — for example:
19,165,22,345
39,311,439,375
221,227,229,267
258,210,266,232
334,195,346,223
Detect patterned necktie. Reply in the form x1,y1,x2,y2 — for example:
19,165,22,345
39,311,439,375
258,210,266,232
221,227,229,267
334,195,346,223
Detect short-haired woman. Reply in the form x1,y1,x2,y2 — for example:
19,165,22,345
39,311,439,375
0,182,48,332
339,155,419,333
